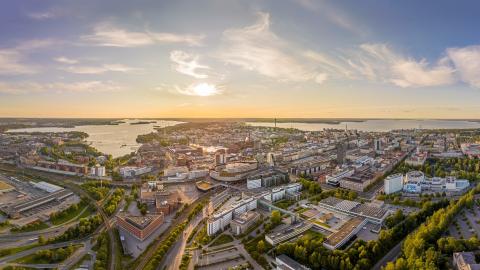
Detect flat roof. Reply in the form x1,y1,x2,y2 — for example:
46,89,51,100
0,181,14,191
324,217,364,246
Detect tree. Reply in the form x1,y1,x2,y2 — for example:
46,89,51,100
38,235,46,245
257,240,266,254
271,210,282,225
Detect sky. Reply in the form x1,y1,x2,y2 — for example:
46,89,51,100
2,0,480,119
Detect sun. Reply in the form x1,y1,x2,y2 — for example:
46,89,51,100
192,83,218,96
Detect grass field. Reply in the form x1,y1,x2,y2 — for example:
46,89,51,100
0,243,39,258
210,234,234,247
51,203,94,225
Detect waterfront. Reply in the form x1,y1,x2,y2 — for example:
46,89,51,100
7,119,182,157
247,119,480,132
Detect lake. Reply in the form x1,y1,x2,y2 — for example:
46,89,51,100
247,119,480,132
8,119,182,157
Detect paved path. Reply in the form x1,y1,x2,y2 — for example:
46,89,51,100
372,240,404,270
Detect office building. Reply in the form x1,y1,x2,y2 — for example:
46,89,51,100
116,214,164,241
230,211,260,235
384,173,404,194
207,196,257,236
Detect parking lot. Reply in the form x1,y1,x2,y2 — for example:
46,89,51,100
448,203,480,239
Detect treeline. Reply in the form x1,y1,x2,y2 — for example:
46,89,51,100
142,200,207,270
50,198,88,224
81,181,110,201
29,244,78,264
300,177,357,202
395,157,480,180
385,183,480,269
276,199,450,270
93,233,109,270
48,214,103,243
104,188,124,216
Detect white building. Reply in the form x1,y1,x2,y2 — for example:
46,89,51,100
188,169,209,180
326,168,354,186
119,166,152,178
90,165,106,177
247,178,262,189
384,173,403,194
30,181,63,193
207,196,257,236
163,166,188,177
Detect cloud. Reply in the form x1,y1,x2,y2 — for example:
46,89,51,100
0,81,122,94
217,12,326,84
170,50,209,79
54,57,78,64
82,22,204,47
0,50,38,75
344,43,455,87
156,82,222,96
0,39,57,75
175,83,221,96
292,0,369,37
447,46,480,88
27,8,66,20
62,64,139,74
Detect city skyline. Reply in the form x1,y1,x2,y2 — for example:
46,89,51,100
2,0,480,118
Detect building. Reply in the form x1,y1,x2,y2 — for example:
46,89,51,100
453,252,480,270
275,254,311,270
336,142,346,165
34,160,88,175
155,190,181,215
230,211,260,235
318,197,390,224
262,183,302,202
163,166,189,177
326,168,354,186
207,196,258,236
116,214,164,241
384,173,404,194
30,181,63,193
2,189,74,218
374,139,382,152
90,165,106,177
120,166,152,178
405,151,427,166
0,181,15,194
323,217,367,250
265,222,312,246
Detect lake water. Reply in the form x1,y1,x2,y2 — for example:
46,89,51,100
247,119,480,132
8,119,182,157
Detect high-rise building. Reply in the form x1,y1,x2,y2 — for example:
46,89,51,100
374,139,382,152
384,173,403,194
336,142,346,165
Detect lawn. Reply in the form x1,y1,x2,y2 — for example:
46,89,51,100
210,234,234,247
51,203,93,225
14,244,81,264
11,220,49,233
273,200,296,210
0,243,39,258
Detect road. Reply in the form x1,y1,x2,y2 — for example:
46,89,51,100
134,191,212,270
0,164,117,270
372,240,404,270
161,206,206,270
0,238,89,266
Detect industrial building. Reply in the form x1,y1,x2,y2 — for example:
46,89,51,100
318,197,390,224
2,189,74,218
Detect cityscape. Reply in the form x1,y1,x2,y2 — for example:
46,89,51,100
2,1,480,270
